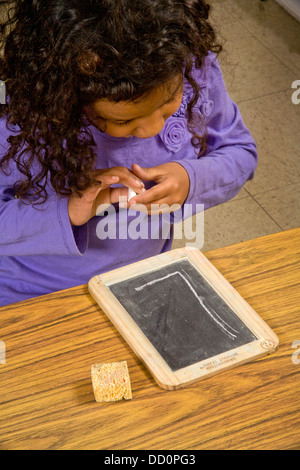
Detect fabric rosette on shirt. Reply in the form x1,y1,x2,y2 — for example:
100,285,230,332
159,117,189,152
159,81,214,153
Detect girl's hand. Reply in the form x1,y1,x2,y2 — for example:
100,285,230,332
128,162,190,215
68,166,145,226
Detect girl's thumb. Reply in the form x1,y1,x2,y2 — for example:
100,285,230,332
132,163,155,180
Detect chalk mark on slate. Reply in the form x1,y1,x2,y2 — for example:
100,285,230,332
135,270,239,340
109,258,258,370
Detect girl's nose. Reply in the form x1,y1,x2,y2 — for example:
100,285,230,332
133,113,165,139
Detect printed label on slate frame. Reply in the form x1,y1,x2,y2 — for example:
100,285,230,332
199,352,239,371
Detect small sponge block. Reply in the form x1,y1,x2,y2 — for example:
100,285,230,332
91,361,132,403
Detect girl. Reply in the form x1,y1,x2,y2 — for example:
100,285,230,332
0,0,257,306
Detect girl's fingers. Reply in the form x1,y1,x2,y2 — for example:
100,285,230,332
131,163,162,182
128,184,169,207
84,175,119,200
94,186,128,213
92,167,144,191
93,175,119,187
109,187,130,204
121,174,145,192
129,197,182,215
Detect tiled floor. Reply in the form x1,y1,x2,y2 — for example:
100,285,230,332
173,0,300,252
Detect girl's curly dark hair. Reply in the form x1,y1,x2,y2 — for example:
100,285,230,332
0,0,222,203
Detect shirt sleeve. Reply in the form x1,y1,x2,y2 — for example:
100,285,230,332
0,121,88,257
0,190,88,256
175,53,258,214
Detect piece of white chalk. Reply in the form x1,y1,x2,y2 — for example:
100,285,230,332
128,188,137,201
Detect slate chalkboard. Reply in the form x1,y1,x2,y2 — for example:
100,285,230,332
109,259,257,371
89,247,279,389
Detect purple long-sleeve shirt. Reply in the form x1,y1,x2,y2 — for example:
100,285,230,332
0,53,258,306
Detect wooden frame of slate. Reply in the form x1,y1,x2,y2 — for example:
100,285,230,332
88,247,279,390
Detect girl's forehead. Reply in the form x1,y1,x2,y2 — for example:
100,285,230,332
92,75,183,121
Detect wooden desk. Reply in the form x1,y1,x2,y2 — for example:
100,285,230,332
0,228,299,450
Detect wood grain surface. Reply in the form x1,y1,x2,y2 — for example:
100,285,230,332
0,228,299,450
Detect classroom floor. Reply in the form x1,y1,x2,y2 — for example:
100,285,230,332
172,0,300,252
